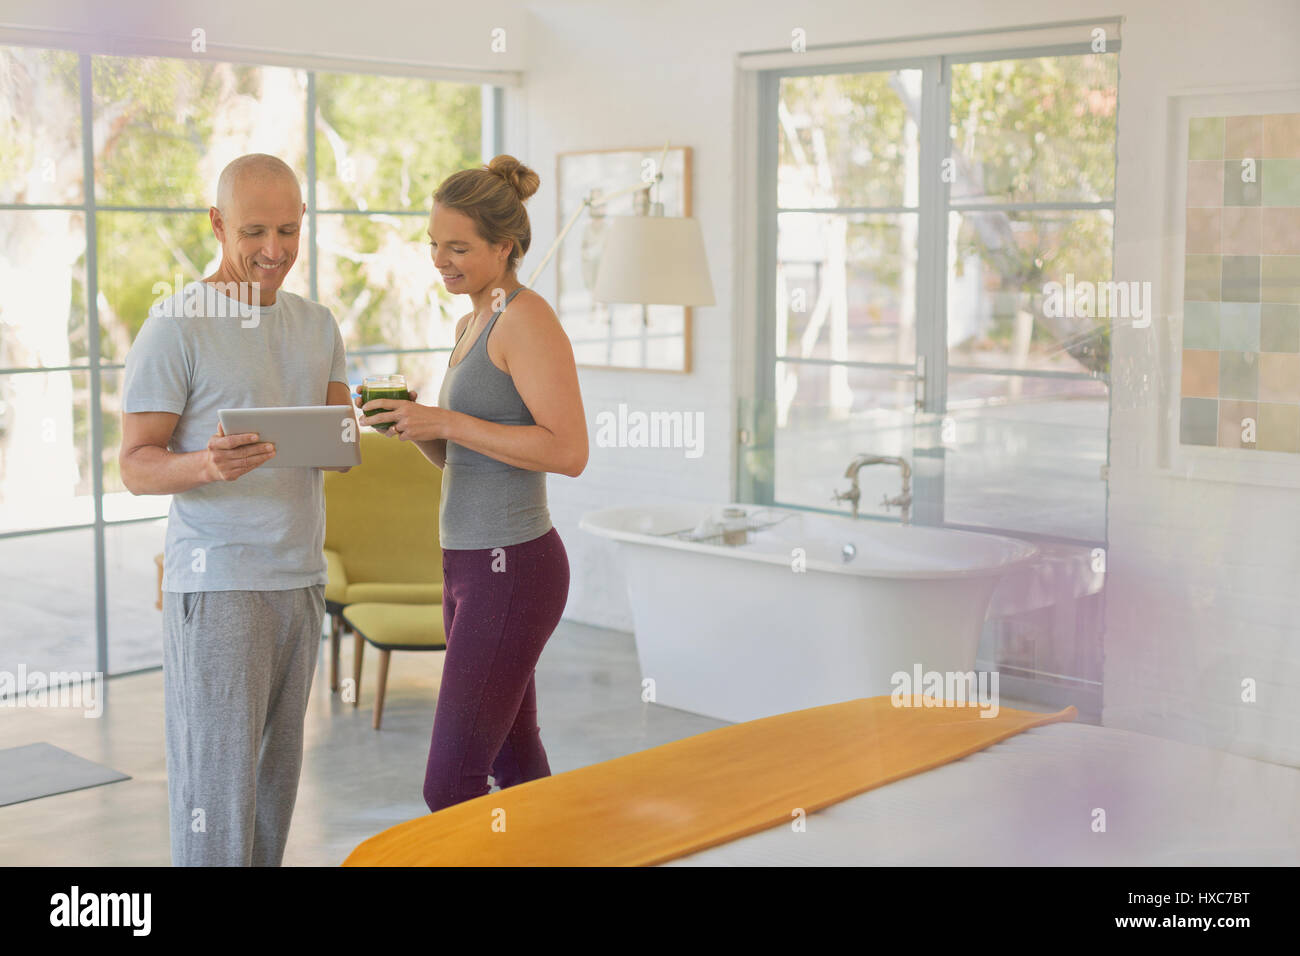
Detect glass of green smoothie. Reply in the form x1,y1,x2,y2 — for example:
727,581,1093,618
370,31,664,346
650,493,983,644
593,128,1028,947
361,374,410,432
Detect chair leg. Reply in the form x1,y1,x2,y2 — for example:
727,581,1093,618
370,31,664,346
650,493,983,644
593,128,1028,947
373,649,390,730
329,614,341,692
352,628,365,708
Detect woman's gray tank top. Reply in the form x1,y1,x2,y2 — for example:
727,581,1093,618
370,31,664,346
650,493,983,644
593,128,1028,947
436,286,552,550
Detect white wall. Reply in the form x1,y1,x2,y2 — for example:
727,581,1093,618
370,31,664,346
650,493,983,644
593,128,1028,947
9,0,1299,764
1097,1,1300,767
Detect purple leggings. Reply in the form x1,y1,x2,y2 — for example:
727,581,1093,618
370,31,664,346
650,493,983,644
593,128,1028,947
423,526,569,813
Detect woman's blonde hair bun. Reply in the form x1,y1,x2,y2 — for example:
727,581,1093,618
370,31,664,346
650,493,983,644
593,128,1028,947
487,155,540,202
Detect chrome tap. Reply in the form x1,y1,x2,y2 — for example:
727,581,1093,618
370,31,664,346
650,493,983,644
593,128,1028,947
833,454,912,523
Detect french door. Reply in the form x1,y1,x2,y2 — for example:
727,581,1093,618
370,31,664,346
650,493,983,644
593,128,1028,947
746,48,1116,548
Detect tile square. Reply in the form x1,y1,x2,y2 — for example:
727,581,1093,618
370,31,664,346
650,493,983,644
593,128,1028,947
1221,206,1261,255
1219,350,1259,400
1180,349,1219,397
1183,301,1220,349
1219,302,1260,350
1262,207,1300,255
1221,255,1261,302
1257,402,1300,452
1258,352,1300,402
1262,113,1300,159
1260,303,1300,351
1218,399,1258,449
1180,397,1219,446
1225,115,1263,159
1189,117,1224,160
1261,256,1300,304
1186,161,1224,207
1184,254,1221,302
1224,159,1263,206
1185,207,1221,253
1262,159,1300,206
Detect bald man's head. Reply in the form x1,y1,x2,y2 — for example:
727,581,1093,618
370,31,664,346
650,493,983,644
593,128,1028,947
216,153,302,215
207,153,305,306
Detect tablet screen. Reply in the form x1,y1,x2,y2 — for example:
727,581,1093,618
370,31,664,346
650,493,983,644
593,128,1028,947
216,406,362,468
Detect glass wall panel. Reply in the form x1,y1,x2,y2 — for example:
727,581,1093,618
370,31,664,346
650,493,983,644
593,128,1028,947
0,528,97,677
315,71,480,211
93,57,307,208
0,210,87,368
774,360,916,518
0,370,93,534
777,211,919,366
0,46,83,206
778,69,922,209
949,53,1118,205
947,209,1115,376
105,519,167,674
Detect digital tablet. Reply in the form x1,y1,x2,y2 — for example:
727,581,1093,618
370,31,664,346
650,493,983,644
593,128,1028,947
217,405,362,468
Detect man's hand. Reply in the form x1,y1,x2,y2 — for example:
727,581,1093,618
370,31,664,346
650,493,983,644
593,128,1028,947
205,423,275,481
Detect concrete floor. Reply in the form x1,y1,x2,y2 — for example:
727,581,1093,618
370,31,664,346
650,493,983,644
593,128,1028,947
0,617,1054,866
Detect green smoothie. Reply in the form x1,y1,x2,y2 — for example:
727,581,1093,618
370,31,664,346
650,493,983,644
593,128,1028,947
361,385,410,431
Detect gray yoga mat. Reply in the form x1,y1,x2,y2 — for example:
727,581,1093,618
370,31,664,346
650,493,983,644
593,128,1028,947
0,743,131,807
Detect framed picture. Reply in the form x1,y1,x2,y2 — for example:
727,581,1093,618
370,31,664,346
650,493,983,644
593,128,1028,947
555,146,692,372
1160,86,1300,486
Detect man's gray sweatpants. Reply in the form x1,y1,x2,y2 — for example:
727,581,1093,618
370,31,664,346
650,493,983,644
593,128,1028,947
162,585,325,866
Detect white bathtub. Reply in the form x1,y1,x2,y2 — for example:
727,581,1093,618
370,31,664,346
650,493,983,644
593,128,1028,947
579,502,1039,723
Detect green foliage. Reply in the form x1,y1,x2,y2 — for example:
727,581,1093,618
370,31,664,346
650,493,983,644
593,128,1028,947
315,72,480,211
0,47,80,202
313,73,483,350
780,71,912,207
948,54,1117,375
96,211,214,360
950,54,1116,204
78,61,486,358
92,56,219,207
779,52,1117,376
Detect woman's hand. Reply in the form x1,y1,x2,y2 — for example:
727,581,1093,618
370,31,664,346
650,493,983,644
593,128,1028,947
355,387,455,441
353,385,413,436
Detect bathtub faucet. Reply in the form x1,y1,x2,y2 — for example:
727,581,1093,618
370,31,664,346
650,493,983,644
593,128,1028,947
833,455,912,524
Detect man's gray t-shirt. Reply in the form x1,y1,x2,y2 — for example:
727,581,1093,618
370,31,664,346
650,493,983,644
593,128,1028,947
122,281,349,593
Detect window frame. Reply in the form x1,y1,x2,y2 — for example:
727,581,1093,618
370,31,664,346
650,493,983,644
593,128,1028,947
747,39,1120,548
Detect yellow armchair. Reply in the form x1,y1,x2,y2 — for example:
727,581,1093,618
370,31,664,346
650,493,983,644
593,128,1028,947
323,430,443,696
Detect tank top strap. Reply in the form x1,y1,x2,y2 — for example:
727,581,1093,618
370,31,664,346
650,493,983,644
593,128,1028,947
484,285,527,334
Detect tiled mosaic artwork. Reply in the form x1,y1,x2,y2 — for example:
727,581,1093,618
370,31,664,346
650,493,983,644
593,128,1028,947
1180,112,1300,452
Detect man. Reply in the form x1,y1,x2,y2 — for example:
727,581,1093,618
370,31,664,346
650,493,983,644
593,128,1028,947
120,153,352,866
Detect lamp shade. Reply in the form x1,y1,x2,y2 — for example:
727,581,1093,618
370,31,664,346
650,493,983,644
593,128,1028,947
592,215,715,306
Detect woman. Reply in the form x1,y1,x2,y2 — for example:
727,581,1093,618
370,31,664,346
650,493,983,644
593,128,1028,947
356,155,588,812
